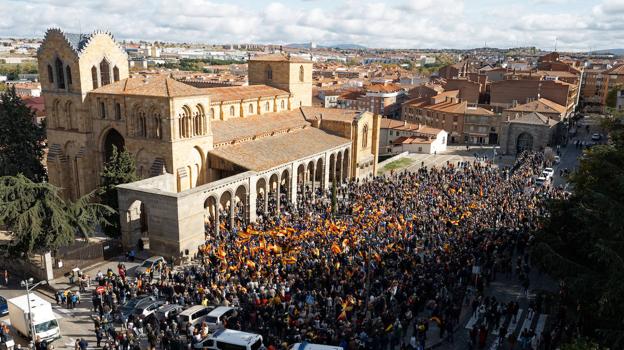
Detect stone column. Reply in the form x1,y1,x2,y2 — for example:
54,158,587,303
290,166,298,208
229,199,236,230
249,190,257,223
276,183,281,215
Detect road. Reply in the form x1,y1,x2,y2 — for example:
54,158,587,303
1,259,141,349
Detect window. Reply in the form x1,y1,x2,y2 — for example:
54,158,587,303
266,65,273,80
299,65,304,82
229,106,235,117
265,101,270,111
55,58,65,89
248,104,254,114
99,101,106,119
66,66,72,85
115,103,121,120
280,100,285,109
155,117,161,139
362,124,369,148
47,65,54,84
100,59,110,86
91,66,98,89
209,108,215,119
113,66,120,82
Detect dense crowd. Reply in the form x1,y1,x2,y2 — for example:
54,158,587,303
88,152,562,350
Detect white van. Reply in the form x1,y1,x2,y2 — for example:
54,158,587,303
178,305,214,330
7,294,60,342
193,329,264,350
290,343,343,350
205,306,236,330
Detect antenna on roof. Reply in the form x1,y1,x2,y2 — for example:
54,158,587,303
554,36,558,52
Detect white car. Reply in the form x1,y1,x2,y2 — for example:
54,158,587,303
591,133,601,141
535,176,547,187
554,156,560,164
543,168,554,179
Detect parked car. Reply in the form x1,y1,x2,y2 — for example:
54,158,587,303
535,176,548,187
0,296,8,316
154,304,185,322
178,305,215,330
553,156,561,164
542,168,554,179
193,329,264,350
591,133,601,141
205,306,237,331
133,300,165,320
134,256,166,276
116,295,156,322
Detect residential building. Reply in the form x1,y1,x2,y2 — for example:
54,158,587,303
379,118,447,155
13,82,42,97
337,83,406,117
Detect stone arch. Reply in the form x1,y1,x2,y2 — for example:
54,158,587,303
91,66,98,89
256,177,267,215
204,195,219,236
219,190,234,231
336,152,343,185
179,105,192,138
234,185,248,228
229,105,235,117
268,173,280,214
65,65,72,86
209,107,215,120
196,103,206,136
280,169,291,209
113,66,120,82
65,100,77,130
516,132,534,154
306,160,315,194
55,57,65,89
101,128,125,162
315,157,324,191
100,58,111,86
127,200,149,249
190,146,205,187
52,99,61,129
148,106,162,139
47,64,54,84
248,103,254,115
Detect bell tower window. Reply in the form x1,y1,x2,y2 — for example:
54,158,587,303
55,58,65,89
100,59,111,86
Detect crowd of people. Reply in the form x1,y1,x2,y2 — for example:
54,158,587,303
86,152,563,350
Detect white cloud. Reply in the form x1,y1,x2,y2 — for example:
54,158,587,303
0,0,622,51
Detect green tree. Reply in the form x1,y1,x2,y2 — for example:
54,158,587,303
0,86,47,182
561,338,602,350
0,175,113,255
605,85,622,109
533,114,624,348
98,146,138,237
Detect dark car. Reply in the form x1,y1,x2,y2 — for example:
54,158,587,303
154,304,185,322
116,295,156,322
0,296,7,316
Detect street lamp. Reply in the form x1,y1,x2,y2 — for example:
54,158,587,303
20,277,47,341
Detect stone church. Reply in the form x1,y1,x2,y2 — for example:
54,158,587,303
38,29,380,256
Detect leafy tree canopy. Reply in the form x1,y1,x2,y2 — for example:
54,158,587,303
533,114,624,348
98,146,138,237
0,86,47,182
0,175,113,255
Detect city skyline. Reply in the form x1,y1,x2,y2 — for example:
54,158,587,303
1,0,623,51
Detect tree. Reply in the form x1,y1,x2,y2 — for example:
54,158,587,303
0,86,47,182
0,175,113,255
98,146,138,237
533,114,624,348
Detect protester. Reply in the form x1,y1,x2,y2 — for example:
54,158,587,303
91,152,561,349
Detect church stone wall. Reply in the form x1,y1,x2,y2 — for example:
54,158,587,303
500,123,554,156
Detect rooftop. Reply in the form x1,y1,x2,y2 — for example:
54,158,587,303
211,109,309,144
505,98,566,115
300,106,364,122
380,118,443,135
509,111,558,126
210,127,350,171
204,85,289,103
91,74,206,98
248,53,311,63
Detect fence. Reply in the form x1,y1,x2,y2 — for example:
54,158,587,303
52,239,123,279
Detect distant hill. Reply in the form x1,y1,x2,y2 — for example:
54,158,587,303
285,43,367,50
591,49,624,55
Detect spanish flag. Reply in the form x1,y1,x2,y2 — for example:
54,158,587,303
282,256,297,265
331,243,342,255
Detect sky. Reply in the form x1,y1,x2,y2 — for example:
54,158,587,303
1,0,623,51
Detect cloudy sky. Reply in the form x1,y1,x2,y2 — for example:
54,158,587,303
1,0,623,51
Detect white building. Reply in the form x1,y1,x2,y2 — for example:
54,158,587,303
617,90,624,112
379,118,447,155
